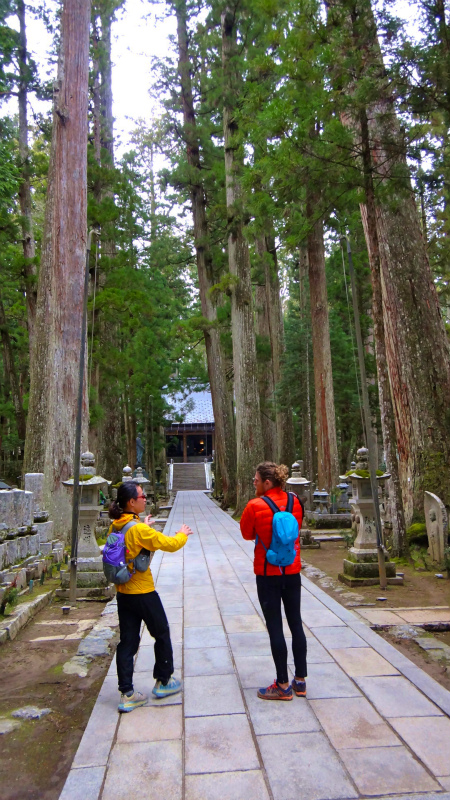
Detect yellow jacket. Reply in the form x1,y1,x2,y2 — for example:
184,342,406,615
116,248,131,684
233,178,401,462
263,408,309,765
108,513,188,594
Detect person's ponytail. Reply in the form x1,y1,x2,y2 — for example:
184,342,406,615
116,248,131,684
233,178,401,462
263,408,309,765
108,500,123,520
108,482,139,519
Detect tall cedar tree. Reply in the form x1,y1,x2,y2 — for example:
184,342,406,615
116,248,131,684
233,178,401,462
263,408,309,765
174,0,237,507
24,0,91,536
331,0,450,523
222,4,264,512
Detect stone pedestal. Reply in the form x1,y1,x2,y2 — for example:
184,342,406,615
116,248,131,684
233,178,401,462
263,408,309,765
338,447,403,587
62,452,112,597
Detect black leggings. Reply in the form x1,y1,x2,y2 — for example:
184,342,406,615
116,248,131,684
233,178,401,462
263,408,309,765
256,572,307,685
116,590,173,694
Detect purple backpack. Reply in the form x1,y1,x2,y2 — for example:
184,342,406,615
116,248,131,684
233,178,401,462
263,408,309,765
102,520,153,585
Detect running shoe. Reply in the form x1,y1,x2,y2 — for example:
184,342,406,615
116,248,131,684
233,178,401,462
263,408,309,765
291,678,307,697
118,690,148,713
257,680,293,700
152,676,182,698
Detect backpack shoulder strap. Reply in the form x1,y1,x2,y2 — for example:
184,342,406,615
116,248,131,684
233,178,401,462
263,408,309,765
112,519,140,536
261,496,280,515
286,492,295,513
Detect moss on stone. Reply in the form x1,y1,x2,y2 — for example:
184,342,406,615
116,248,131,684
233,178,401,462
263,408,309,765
345,469,384,478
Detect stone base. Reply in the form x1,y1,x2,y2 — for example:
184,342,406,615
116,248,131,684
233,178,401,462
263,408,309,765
34,520,54,543
305,512,352,529
77,557,103,572
39,542,52,556
342,557,397,579
60,570,108,589
338,573,404,587
55,586,115,600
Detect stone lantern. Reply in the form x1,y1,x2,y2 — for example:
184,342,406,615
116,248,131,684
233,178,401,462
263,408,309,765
313,489,330,515
336,480,351,512
61,452,113,597
122,465,133,482
286,461,311,509
339,447,401,586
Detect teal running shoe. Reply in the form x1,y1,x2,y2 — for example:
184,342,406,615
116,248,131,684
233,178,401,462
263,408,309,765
118,690,148,713
152,676,182,698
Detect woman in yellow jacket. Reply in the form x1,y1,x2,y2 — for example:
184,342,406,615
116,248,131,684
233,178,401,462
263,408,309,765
108,481,193,713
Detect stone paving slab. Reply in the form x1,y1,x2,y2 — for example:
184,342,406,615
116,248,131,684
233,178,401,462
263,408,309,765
60,490,450,800
185,769,271,800
258,731,358,800
354,675,445,718
339,746,440,795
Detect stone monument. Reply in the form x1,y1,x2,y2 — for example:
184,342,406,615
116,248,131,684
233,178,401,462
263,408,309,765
338,446,402,586
60,452,113,598
122,465,133,482
286,461,311,509
24,473,56,557
424,491,448,563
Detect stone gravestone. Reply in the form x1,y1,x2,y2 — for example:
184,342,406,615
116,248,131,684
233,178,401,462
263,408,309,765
24,473,54,553
424,491,448,563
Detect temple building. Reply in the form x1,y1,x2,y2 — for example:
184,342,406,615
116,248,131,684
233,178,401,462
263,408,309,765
164,388,215,462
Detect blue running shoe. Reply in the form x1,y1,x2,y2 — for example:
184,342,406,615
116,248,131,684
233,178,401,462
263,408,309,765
257,680,293,701
118,690,148,713
152,676,182,698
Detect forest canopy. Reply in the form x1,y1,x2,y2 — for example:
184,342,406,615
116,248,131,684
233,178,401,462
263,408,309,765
1,0,449,549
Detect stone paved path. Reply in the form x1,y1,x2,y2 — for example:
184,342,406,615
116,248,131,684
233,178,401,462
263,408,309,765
60,491,450,800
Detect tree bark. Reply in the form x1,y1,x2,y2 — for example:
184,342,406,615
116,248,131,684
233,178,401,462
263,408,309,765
299,246,314,481
0,297,26,442
88,8,123,481
342,0,450,522
359,107,408,556
175,0,237,506
255,231,295,465
222,6,264,512
17,0,36,354
306,192,339,492
23,0,91,537
254,240,277,461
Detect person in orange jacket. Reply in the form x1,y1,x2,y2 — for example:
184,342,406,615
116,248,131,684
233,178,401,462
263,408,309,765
108,481,193,712
240,461,307,700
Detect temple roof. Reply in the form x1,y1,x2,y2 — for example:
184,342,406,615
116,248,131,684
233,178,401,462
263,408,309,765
165,387,214,425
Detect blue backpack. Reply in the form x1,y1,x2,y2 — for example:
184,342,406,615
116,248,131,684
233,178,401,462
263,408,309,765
102,519,154,585
257,492,299,570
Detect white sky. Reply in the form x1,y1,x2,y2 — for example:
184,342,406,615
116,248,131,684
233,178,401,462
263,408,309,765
4,0,177,158
4,0,418,160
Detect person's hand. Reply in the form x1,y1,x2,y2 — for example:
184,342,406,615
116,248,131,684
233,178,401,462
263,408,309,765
179,523,194,536
144,514,154,526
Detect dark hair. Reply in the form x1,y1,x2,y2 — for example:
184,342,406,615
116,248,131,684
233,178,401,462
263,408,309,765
256,461,289,488
108,482,139,519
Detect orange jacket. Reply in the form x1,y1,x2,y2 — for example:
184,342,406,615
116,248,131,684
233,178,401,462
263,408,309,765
240,487,303,576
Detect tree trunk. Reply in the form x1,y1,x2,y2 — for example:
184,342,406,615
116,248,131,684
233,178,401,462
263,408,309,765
175,0,237,507
255,232,295,465
88,7,123,482
222,6,264,512
359,107,408,557
306,193,339,492
17,0,36,354
254,241,277,461
23,0,91,538
299,246,313,480
343,0,450,522
0,297,26,442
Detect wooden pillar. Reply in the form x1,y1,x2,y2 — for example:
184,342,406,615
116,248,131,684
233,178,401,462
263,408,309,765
183,434,187,462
